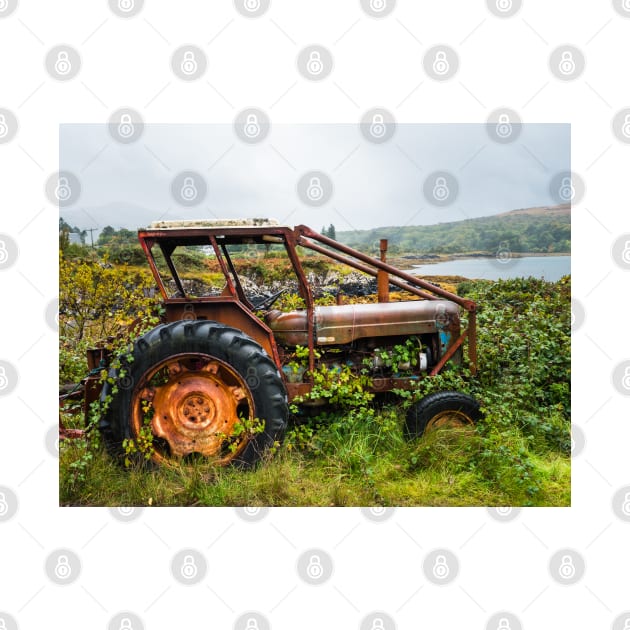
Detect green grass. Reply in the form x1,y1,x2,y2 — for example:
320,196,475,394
60,416,570,508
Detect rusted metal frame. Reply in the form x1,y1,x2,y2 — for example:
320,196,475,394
139,226,291,242
139,237,169,300
159,242,187,297
429,328,468,376
295,225,477,312
467,311,477,375
208,236,238,299
377,238,389,303
220,242,255,309
296,235,439,302
283,235,316,375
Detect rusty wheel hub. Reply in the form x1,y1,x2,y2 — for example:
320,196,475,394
426,410,474,431
132,355,252,462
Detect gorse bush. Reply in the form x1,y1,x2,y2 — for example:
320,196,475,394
459,275,570,414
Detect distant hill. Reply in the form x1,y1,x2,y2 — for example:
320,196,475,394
336,204,570,255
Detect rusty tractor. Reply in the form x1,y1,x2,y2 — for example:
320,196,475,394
60,219,481,468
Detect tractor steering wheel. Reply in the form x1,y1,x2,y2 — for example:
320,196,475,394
254,288,287,310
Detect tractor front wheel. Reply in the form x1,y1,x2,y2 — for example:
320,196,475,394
404,391,481,439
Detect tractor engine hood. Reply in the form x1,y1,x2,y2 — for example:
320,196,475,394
266,300,460,346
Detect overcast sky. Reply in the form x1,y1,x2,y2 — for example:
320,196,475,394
60,123,570,234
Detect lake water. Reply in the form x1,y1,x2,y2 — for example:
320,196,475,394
409,255,570,282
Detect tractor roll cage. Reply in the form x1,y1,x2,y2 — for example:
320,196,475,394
137,224,477,375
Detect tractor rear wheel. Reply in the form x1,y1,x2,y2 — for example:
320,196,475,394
99,321,288,468
404,391,481,439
